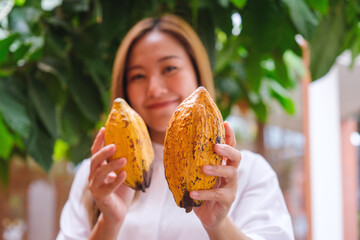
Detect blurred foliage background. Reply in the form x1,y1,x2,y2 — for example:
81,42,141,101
0,0,359,184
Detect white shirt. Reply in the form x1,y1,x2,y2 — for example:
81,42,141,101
57,143,294,240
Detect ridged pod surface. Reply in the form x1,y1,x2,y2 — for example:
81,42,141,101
163,87,225,213
104,98,154,192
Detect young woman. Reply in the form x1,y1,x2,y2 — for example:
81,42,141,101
57,14,294,240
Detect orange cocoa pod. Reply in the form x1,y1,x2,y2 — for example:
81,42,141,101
104,98,154,192
163,87,225,212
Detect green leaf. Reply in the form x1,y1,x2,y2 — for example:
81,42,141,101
0,77,31,139
24,117,54,172
68,134,92,164
37,57,68,89
68,71,102,123
83,59,110,109
306,0,328,15
281,0,319,40
53,139,69,162
12,43,31,62
218,0,229,8
28,77,58,138
212,5,233,36
12,131,24,151
273,52,292,88
0,158,10,188
60,98,90,145
15,0,26,7
8,7,42,34
269,80,296,115
0,33,18,63
197,9,216,68
245,53,262,92
62,0,90,12
26,36,44,61
0,113,14,159
0,68,15,76
230,0,247,9
251,101,267,123
97,0,131,42
310,6,346,80
283,50,304,85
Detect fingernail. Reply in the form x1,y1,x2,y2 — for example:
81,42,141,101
204,165,213,171
119,158,126,165
191,191,199,197
216,144,225,152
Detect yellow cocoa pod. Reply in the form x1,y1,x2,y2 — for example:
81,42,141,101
104,98,154,192
163,86,225,213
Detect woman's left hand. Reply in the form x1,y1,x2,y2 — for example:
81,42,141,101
190,121,241,231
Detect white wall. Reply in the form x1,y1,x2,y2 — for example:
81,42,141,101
309,67,344,240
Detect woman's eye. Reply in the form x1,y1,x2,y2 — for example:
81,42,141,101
129,74,145,82
163,66,177,74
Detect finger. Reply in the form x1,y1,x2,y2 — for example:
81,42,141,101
214,144,242,169
224,122,236,147
202,165,237,184
90,158,126,189
103,171,127,195
190,188,235,205
91,127,105,155
89,144,116,180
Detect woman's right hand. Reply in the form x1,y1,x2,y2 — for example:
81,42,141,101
88,127,135,226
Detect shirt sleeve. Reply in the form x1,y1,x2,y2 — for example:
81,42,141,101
56,159,92,240
230,151,295,240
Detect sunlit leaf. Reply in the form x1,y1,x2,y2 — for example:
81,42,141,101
0,0,14,22
14,0,26,7
230,0,247,9
25,36,44,61
53,139,69,162
0,113,14,159
307,0,328,15
274,53,292,88
269,80,296,115
8,7,42,34
41,0,62,11
283,50,304,85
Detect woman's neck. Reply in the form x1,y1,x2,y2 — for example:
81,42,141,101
150,130,165,145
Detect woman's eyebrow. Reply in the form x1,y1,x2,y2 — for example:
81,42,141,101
127,65,144,71
158,55,179,62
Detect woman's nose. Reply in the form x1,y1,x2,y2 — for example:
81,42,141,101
146,75,168,98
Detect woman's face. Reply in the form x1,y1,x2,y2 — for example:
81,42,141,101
126,30,198,143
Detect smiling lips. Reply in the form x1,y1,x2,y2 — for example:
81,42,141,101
146,99,179,109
